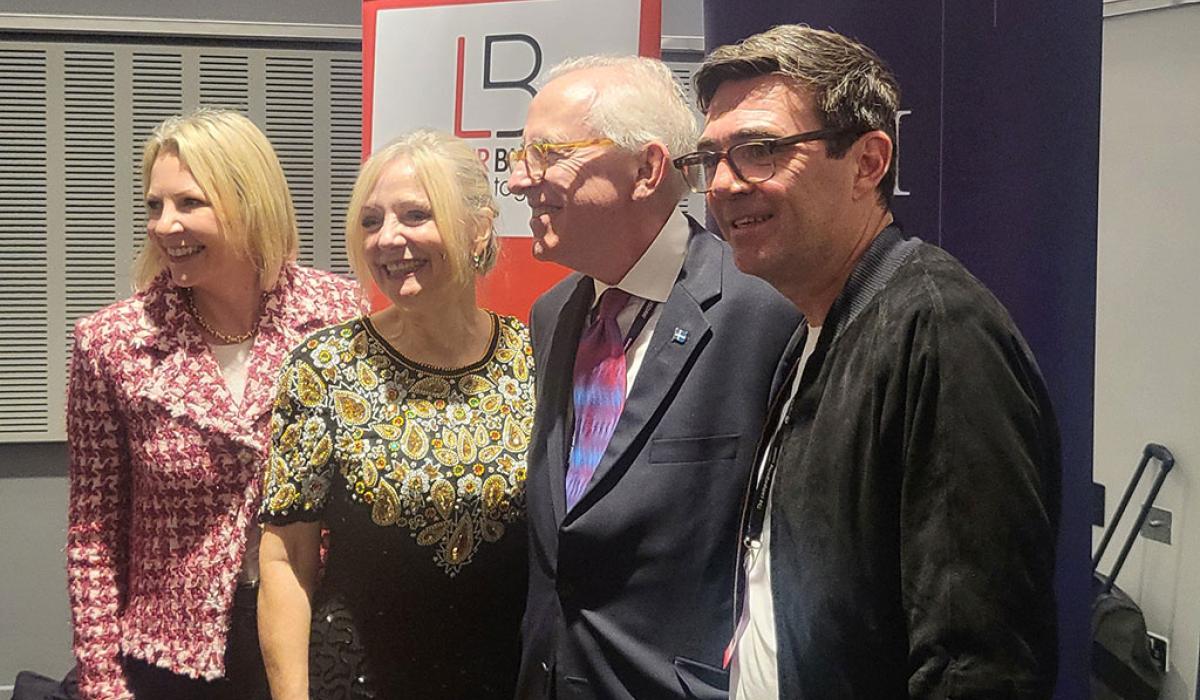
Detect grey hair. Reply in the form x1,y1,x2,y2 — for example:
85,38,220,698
545,55,698,198
694,24,901,204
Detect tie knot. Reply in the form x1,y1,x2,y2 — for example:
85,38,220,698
595,287,631,322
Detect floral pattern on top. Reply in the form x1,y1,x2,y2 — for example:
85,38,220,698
261,313,534,576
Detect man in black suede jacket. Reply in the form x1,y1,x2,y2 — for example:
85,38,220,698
673,25,1061,699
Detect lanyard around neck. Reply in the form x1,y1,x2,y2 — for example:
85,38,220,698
591,292,658,354
741,335,808,549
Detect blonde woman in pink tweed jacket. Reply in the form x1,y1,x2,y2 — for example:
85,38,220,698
65,108,362,700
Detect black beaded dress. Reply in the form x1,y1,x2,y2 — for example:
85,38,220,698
260,313,533,699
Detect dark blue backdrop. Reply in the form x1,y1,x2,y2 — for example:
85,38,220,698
702,2,1100,698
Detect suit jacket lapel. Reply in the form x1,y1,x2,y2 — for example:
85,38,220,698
541,276,594,523
566,226,721,518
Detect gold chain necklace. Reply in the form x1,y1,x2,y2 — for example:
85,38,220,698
186,289,259,344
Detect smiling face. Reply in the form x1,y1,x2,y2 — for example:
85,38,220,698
145,152,258,294
359,158,455,307
506,71,638,279
701,74,860,295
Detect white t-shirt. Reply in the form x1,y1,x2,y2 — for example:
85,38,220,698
209,339,261,585
209,339,252,404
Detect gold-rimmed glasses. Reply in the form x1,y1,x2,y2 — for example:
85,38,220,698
510,138,615,182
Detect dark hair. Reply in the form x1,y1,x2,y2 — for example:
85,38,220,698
695,24,901,204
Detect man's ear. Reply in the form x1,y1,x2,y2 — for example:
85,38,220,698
852,131,893,201
632,142,671,201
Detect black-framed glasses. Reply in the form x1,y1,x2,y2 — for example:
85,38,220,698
510,138,615,183
672,128,857,194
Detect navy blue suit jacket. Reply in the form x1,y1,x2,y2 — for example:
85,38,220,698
516,220,800,699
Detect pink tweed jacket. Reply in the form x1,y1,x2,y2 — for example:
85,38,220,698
66,263,362,700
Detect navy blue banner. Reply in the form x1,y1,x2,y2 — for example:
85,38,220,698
703,2,1100,697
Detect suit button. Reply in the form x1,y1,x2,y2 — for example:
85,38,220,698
558,582,575,601
541,661,550,673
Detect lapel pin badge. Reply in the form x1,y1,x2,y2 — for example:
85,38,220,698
672,327,689,345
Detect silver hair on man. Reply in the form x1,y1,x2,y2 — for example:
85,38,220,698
544,55,698,198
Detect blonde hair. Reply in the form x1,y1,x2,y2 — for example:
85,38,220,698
345,130,499,290
133,108,299,291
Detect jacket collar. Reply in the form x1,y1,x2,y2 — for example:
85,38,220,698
775,224,920,390
131,263,308,452
821,223,918,345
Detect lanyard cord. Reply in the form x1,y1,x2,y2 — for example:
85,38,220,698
589,294,658,352
742,342,805,548
621,297,658,352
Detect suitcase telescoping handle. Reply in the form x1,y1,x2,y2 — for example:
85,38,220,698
1092,443,1175,595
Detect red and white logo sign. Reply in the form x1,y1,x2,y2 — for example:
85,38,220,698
363,0,662,317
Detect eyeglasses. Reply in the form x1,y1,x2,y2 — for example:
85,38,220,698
672,128,858,194
510,138,615,182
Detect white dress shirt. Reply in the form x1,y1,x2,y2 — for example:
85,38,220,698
590,210,690,396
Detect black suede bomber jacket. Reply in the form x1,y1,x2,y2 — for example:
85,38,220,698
755,226,1061,698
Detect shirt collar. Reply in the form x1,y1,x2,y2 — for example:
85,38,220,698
592,209,689,305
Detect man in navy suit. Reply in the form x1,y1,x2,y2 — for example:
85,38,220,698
506,55,798,700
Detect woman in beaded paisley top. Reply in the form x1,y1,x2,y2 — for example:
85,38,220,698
258,130,535,699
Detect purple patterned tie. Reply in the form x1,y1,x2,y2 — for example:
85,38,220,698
565,287,631,511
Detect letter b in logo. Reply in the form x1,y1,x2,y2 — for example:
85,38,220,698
484,34,542,138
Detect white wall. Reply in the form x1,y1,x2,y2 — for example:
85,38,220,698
0,471,73,691
1094,4,1200,698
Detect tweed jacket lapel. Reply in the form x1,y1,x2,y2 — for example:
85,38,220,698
237,267,322,439
130,265,310,453
564,225,721,519
542,275,595,523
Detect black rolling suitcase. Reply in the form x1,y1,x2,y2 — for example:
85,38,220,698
1090,443,1175,700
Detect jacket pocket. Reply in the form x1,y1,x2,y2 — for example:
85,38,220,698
649,434,740,464
673,656,729,700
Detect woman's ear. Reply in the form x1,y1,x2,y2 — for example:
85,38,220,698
471,209,495,256
467,209,496,272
